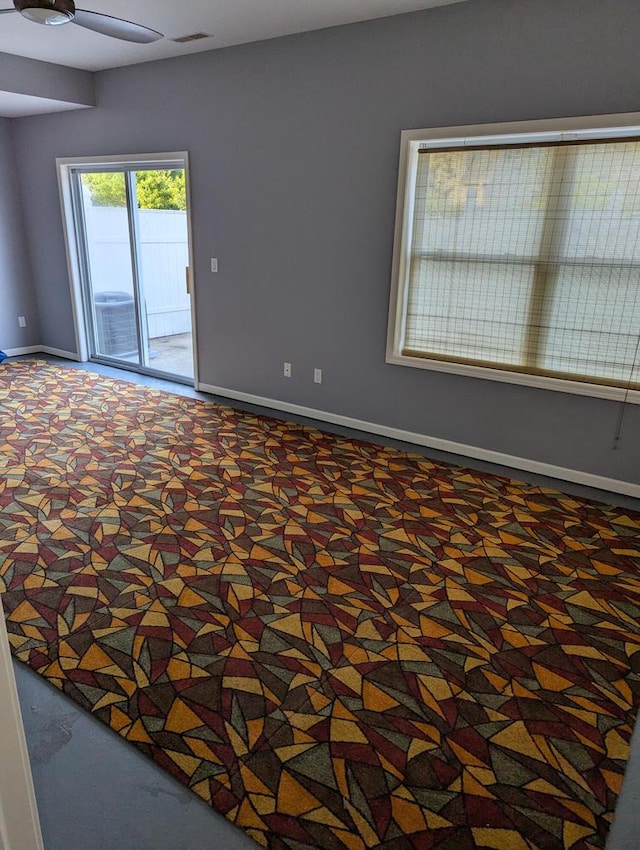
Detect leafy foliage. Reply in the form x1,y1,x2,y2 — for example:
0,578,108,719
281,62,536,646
83,169,186,211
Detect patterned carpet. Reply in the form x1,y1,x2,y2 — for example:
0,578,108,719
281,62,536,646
1,360,640,850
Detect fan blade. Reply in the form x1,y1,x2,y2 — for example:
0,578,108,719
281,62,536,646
73,9,162,43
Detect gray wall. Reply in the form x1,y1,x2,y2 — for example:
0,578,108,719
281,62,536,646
0,119,39,350
10,0,640,483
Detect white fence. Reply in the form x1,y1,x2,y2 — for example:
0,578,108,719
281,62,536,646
83,204,191,339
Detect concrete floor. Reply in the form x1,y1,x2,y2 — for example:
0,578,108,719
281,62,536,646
5,354,640,849
14,664,257,850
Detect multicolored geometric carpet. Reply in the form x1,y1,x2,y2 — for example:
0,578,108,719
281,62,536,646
1,360,640,850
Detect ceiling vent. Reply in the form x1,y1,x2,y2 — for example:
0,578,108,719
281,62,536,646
171,32,211,44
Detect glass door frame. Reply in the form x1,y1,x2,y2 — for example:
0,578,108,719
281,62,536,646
56,152,198,387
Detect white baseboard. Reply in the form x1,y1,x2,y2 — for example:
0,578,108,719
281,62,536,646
4,345,80,361
40,346,81,361
199,382,640,499
3,346,41,357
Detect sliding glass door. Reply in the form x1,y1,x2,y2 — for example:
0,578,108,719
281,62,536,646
70,164,194,381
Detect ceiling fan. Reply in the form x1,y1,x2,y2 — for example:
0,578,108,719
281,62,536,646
0,0,163,43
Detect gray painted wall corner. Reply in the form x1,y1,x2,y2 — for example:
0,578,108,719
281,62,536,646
0,119,40,350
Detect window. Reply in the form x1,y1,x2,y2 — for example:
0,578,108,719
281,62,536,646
387,117,640,401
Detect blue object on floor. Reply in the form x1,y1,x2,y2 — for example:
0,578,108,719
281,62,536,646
0,351,7,363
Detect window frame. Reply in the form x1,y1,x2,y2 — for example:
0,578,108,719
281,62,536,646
386,113,640,404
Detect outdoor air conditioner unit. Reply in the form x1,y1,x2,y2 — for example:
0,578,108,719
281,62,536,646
93,291,138,358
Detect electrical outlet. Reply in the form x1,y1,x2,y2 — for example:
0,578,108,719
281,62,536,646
314,369,323,384
18,316,26,328
283,362,292,378
211,258,218,273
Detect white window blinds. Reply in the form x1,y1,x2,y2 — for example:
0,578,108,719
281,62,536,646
403,139,640,388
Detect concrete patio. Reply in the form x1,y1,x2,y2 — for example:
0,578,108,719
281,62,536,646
148,333,194,379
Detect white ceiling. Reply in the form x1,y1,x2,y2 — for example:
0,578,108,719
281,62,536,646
0,0,466,72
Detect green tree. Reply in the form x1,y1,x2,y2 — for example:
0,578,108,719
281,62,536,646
138,170,186,210
83,169,186,211
83,172,126,207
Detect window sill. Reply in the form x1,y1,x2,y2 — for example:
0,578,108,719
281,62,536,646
385,352,640,405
